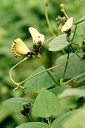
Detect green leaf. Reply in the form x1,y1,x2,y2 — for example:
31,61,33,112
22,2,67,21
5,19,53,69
16,122,49,128
55,53,85,81
52,86,85,117
74,15,85,25
74,74,85,83
76,22,85,35
49,86,71,96
24,66,55,93
52,96,78,118
49,34,69,51
58,88,85,98
3,97,34,114
51,107,85,128
32,88,60,118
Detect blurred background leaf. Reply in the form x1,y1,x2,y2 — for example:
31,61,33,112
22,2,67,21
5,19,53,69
51,106,85,128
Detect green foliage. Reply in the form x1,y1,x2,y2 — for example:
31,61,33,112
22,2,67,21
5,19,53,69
32,88,60,118
74,15,85,25
49,85,70,96
24,66,55,93
49,34,69,51
58,86,85,98
16,122,49,128
55,53,85,80
3,97,34,115
1,0,85,128
51,107,85,128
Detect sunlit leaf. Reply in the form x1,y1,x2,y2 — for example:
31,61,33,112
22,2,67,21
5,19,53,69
32,88,60,118
49,86,71,96
3,97,34,114
52,86,85,117
16,122,49,128
24,66,55,93
52,96,78,118
49,34,69,51
75,21,85,35
55,53,85,82
58,88,85,98
51,107,85,128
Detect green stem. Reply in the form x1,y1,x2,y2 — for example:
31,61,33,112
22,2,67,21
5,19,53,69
62,32,73,79
40,54,60,85
43,35,56,44
64,72,85,85
9,57,28,88
44,1,54,36
62,49,66,54
47,118,51,127
17,47,80,86
70,44,85,62
43,2,66,55
47,70,60,85
43,35,66,55
29,114,33,122
63,45,70,78
62,24,83,78
62,9,68,19
71,25,77,42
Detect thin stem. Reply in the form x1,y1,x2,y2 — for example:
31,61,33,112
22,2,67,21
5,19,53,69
69,44,85,64
43,35,66,55
18,47,80,86
40,54,60,85
63,27,78,78
63,45,70,78
29,114,33,122
67,24,84,62
62,9,68,19
71,25,77,42
47,70,60,85
70,44,85,62
62,49,66,54
47,118,51,127
44,1,54,36
43,35,56,44
62,33,72,79
9,57,28,86
60,4,68,19
64,72,85,85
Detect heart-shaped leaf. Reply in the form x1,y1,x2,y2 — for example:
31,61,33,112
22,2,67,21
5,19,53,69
32,88,60,118
24,66,55,93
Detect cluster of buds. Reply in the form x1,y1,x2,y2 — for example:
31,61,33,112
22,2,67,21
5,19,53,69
21,103,31,116
56,4,74,34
